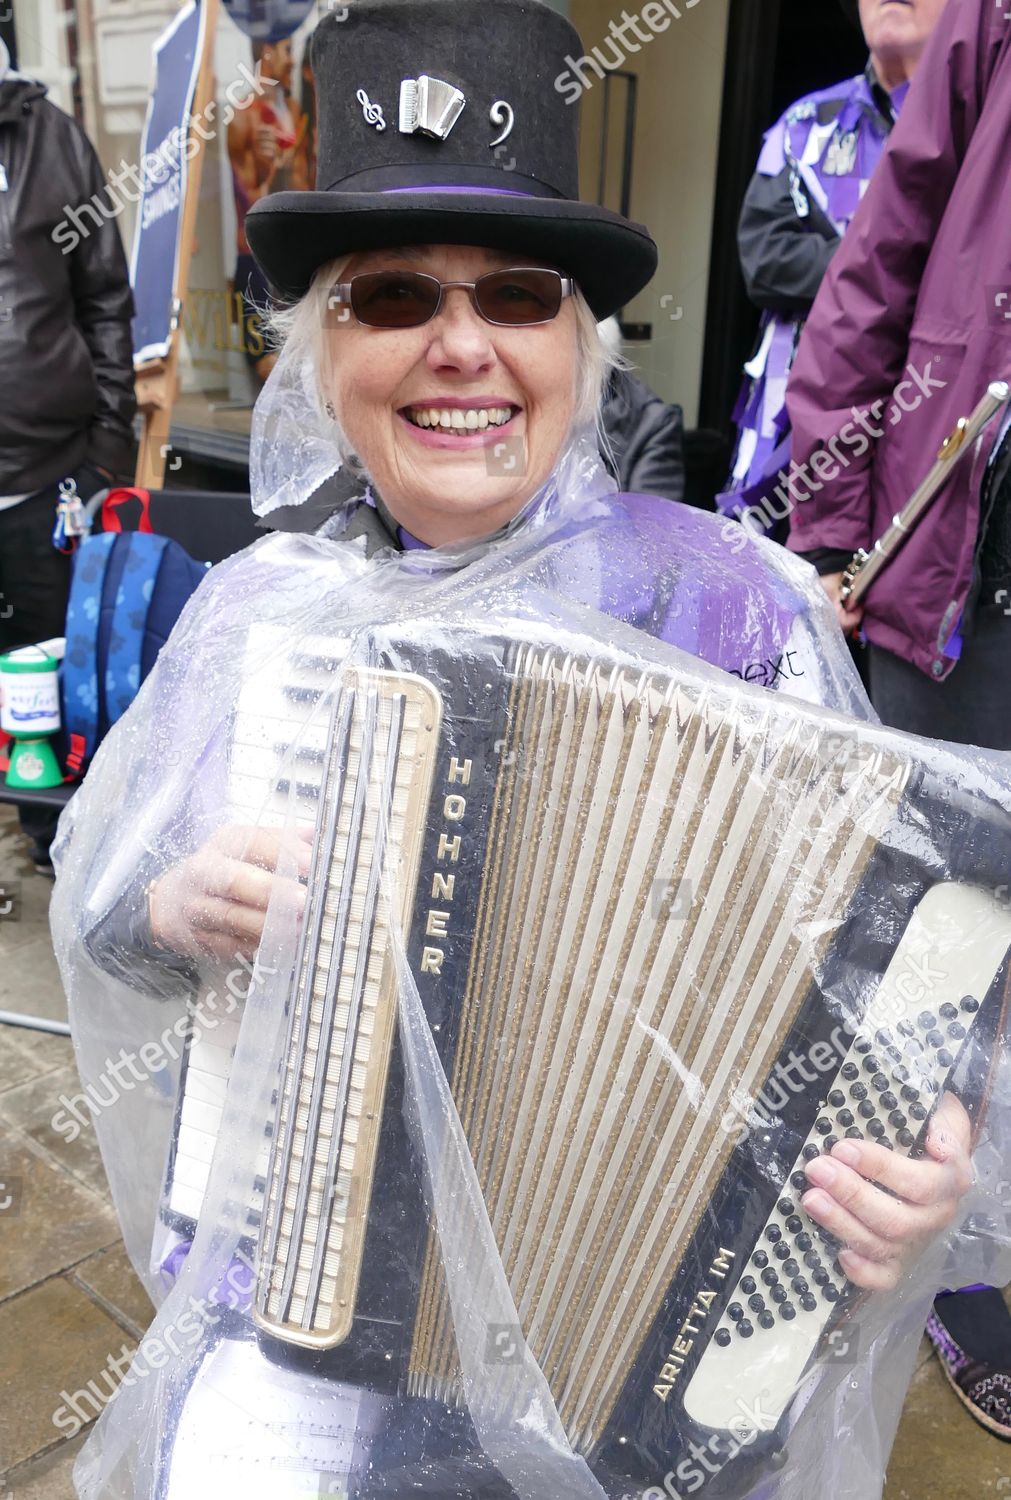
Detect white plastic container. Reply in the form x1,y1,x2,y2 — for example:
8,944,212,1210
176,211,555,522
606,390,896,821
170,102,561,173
0,644,62,737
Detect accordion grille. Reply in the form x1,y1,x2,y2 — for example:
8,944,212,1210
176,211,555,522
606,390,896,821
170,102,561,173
406,651,909,1452
254,669,441,1345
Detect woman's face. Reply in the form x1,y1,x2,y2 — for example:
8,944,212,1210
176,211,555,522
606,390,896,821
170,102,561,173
324,243,579,547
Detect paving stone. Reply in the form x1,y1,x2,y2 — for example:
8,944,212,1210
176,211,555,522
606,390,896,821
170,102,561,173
0,1430,86,1497
0,1028,71,1096
0,936,67,1027
0,1128,117,1301
0,1066,112,1204
0,1277,135,1473
884,1345,1011,1499
72,1245,153,1340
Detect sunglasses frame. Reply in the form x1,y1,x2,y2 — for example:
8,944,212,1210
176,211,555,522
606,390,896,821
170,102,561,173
328,267,576,329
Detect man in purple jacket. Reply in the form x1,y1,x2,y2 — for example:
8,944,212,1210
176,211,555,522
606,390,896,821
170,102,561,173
786,0,1011,1439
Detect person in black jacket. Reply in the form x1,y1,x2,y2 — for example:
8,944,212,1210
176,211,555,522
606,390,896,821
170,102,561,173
597,316,684,504
0,39,136,870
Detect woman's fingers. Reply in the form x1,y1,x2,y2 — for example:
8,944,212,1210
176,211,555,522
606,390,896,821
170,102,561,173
149,822,315,956
209,824,315,879
800,1092,974,1288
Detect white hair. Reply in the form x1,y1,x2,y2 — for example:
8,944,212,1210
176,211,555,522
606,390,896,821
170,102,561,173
262,252,631,479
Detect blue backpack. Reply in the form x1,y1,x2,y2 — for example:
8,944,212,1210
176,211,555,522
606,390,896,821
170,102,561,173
62,527,208,777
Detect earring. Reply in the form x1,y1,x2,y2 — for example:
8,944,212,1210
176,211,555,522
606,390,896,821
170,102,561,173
325,400,336,420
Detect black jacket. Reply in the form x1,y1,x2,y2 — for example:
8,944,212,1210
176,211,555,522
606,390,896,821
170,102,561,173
600,368,685,504
0,72,135,493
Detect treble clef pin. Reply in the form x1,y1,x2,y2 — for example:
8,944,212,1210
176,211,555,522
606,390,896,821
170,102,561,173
356,88,386,131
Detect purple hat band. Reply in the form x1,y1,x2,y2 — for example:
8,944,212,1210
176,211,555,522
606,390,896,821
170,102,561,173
381,184,536,197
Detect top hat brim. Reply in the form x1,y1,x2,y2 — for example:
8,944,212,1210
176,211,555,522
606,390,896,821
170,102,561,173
245,190,658,321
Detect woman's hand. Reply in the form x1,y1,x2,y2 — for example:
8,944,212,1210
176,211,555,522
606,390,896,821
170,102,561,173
801,1091,974,1291
147,823,314,965
819,570,864,636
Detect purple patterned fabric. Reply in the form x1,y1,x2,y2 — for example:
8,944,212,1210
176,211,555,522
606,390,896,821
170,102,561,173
718,68,904,524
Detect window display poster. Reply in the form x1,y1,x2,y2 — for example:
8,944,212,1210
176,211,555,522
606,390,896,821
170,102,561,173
130,0,205,365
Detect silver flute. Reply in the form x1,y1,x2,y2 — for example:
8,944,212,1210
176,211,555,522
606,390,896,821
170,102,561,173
839,379,1011,607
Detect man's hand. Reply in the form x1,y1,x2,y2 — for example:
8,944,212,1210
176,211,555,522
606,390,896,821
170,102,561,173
819,570,864,635
148,823,314,964
802,1091,974,1291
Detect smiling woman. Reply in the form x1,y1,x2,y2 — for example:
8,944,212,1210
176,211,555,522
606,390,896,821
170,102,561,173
46,1,1011,1499
266,242,618,545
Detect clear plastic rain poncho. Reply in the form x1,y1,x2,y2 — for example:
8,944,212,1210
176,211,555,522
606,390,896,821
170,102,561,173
49,342,1011,1500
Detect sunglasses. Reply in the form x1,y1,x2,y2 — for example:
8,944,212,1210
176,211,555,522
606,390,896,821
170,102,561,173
327,267,575,329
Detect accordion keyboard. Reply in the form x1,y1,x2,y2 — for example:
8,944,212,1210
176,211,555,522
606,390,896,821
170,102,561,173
683,880,1010,1430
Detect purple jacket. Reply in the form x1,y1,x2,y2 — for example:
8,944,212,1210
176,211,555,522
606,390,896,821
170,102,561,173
786,0,1011,681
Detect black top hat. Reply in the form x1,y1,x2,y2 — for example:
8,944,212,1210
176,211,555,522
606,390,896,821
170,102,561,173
245,0,658,319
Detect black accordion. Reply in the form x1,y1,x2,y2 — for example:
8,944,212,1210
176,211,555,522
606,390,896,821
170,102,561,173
162,624,1011,1496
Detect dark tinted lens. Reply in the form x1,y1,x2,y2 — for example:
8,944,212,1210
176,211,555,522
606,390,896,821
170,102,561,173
476,269,562,325
350,272,441,327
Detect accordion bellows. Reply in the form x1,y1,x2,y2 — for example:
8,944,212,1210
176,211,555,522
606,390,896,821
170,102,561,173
163,626,1011,1483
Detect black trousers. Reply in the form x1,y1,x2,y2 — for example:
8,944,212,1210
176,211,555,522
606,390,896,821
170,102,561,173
0,484,73,847
868,606,1011,752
